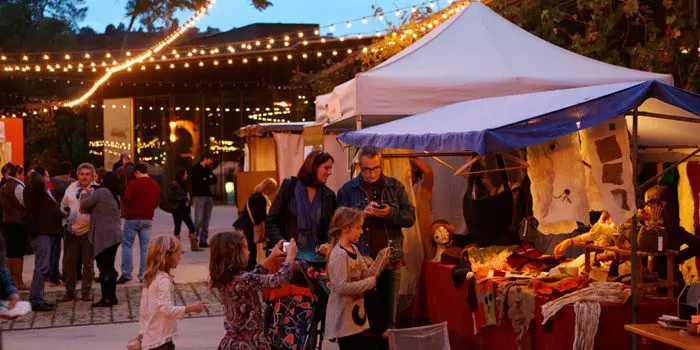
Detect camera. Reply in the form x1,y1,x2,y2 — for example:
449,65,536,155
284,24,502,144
282,241,291,253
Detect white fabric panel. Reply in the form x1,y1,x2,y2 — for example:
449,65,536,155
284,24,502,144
272,133,304,181
320,2,671,122
579,117,636,225
423,156,469,235
315,93,331,124
528,134,589,234
323,134,351,193
628,98,700,149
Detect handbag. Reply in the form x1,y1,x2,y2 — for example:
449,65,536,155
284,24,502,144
246,199,265,244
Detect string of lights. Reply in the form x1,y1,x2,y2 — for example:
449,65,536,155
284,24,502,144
0,0,458,64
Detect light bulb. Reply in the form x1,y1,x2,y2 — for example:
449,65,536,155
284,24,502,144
329,25,335,32
345,22,352,28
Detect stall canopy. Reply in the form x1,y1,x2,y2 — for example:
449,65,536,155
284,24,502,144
338,80,700,156
236,122,314,137
316,2,672,128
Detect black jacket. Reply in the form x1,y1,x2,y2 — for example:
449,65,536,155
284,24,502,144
191,163,216,197
167,181,189,211
234,191,267,235
24,181,63,237
265,177,337,252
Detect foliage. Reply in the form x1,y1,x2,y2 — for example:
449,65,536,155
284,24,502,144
0,0,87,51
24,106,89,169
126,0,273,30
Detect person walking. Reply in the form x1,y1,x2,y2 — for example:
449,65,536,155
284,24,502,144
48,161,75,287
191,152,217,248
166,168,200,252
337,146,416,349
117,154,136,218
60,163,97,302
80,172,122,307
233,178,277,270
25,168,63,312
118,163,160,284
266,150,337,255
0,164,28,291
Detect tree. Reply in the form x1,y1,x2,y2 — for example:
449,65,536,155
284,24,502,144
0,0,87,51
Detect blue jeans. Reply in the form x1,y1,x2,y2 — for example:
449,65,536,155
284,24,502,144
47,235,62,283
121,220,152,281
30,235,52,304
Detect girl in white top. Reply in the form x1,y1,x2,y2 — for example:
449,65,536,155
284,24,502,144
324,207,389,349
137,235,206,349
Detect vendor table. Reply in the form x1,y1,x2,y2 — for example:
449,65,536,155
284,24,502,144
414,261,676,350
625,324,700,349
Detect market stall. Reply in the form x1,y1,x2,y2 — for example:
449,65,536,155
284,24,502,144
339,80,700,349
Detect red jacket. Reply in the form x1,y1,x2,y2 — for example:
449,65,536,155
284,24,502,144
123,176,160,220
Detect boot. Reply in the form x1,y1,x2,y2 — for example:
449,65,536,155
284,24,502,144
189,234,202,252
8,258,29,290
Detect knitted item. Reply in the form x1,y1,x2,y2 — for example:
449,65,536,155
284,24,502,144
541,282,629,325
573,302,601,350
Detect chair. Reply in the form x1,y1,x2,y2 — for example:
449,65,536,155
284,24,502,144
386,322,450,350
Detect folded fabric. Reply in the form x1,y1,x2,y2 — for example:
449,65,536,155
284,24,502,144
498,281,535,350
573,301,601,350
541,281,629,325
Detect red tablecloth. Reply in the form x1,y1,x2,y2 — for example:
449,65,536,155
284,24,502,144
414,261,676,350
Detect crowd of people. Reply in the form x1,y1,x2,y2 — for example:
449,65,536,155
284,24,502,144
0,146,416,350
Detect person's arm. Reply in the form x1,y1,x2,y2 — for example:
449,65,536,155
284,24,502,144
336,186,350,207
207,168,217,185
123,181,136,207
155,277,187,319
250,193,268,225
329,251,376,296
61,189,76,223
246,262,294,290
386,182,416,228
265,178,290,245
79,190,100,213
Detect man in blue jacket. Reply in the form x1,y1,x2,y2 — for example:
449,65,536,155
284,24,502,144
337,145,416,349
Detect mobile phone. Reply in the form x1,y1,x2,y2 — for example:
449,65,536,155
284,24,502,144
283,241,290,253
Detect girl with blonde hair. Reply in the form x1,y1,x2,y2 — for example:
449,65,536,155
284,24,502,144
135,235,206,350
210,231,297,349
234,177,279,269
324,207,390,349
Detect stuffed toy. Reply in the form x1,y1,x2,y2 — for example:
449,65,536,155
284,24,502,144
431,219,456,263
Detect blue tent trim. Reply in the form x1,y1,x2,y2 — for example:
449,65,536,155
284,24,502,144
337,81,700,155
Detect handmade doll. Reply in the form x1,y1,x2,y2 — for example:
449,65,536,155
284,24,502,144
431,219,456,263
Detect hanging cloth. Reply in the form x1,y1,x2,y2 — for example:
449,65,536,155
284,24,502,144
463,155,516,246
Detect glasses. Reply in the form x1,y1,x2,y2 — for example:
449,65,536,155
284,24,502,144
361,166,382,174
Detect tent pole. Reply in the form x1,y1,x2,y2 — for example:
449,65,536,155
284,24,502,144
631,111,700,124
631,108,639,350
637,146,700,191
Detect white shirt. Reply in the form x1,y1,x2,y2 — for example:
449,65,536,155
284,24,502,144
139,272,186,349
61,181,96,235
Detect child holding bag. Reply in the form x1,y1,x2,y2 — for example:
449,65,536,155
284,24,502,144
324,207,390,349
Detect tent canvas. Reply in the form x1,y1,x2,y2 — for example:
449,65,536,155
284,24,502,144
316,2,672,128
337,81,700,158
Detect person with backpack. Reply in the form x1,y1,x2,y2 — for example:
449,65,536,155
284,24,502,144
266,150,337,256
165,168,200,252
233,178,277,270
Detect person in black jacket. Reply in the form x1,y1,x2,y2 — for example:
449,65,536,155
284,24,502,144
168,168,201,252
25,168,64,312
233,177,278,269
191,152,217,248
266,150,337,257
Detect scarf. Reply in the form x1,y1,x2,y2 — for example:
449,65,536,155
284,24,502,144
295,180,323,238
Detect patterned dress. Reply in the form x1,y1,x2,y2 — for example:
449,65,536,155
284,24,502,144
218,263,293,350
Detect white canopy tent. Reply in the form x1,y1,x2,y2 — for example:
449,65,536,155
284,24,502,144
316,1,672,129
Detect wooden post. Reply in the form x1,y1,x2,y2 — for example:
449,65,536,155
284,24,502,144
631,109,639,350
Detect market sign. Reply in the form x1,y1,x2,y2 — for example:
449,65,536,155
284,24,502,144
303,124,324,159
103,98,134,170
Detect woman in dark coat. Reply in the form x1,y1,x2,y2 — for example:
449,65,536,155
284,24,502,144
80,172,122,307
233,178,278,269
167,168,200,252
266,150,337,257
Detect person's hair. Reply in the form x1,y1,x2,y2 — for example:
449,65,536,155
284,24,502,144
120,152,132,162
95,167,107,181
33,167,47,177
327,207,365,279
200,151,214,162
297,150,334,186
15,166,24,177
58,161,73,176
100,172,121,206
143,235,182,287
2,162,14,176
358,145,381,160
254,177,277,194
134,163,148,175
209,231,249,288
175,167,188,184
77,163,96,174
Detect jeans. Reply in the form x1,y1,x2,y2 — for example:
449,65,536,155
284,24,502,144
96,243,119,301
365,268,401,350
47,235,62,283
172,205,195,237
121,219,152,281
193,197,214,243
64,231,94,296
29,235,52,304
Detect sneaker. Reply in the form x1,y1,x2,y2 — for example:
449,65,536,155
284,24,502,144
32,302,55,312
199,242,210,248
116,276,132,284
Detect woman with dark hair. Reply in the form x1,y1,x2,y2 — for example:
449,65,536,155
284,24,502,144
80,171,122,307
266,150,337,255
167,167,200,252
